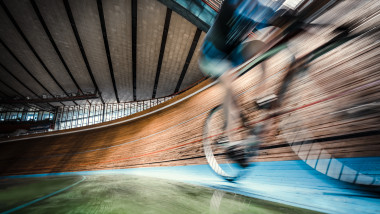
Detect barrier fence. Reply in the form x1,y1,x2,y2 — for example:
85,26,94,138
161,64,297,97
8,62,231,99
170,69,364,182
54,96,174,130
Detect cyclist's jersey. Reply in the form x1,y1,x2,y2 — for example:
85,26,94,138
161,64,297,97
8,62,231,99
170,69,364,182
199,0,281,77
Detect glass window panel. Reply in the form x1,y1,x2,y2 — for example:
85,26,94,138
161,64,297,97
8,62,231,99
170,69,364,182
79,108,83,118
73,110,77,120
130,103,136,114
67,110,72,121
42,112,48,120
96,106,100,116
188,0,203,16
118,104,123,117
85,107,89,117
113,104,117,117
144,101,150,110
151,99,158,107
27,112,33,121
10,112,17,120
125,104,130,116
18,112,22,120
66,120,71,128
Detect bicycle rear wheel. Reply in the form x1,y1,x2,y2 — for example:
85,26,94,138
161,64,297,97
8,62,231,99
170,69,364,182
203,105,259,181
277,28,380,185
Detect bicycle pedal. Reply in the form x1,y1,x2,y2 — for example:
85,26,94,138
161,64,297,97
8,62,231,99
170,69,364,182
216,137,229,145
256,94,278,109
226,145,250,168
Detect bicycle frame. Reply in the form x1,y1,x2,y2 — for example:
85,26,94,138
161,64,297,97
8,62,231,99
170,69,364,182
237,24,379,126
202,0,380,182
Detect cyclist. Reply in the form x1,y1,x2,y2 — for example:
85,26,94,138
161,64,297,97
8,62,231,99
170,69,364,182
199,0,293,167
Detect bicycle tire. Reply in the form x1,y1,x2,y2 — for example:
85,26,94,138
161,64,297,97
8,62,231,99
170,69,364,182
203,105,257,181
277,30,380,186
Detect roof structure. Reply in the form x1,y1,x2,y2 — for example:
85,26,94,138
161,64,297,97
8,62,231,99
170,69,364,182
0,0,220,111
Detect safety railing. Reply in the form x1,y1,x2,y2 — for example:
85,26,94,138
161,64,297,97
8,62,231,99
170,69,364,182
54,96,175,130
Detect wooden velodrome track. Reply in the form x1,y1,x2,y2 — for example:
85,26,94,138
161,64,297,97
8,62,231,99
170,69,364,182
0,1,379,181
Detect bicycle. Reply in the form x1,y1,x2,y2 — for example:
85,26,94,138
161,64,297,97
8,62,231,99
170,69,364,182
202,8,380,183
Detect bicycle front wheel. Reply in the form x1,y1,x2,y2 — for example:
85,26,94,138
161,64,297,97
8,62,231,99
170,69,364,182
203,105,256,181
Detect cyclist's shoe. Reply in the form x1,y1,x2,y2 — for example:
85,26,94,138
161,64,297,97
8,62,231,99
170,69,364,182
226,134,261,168
227,145,249,168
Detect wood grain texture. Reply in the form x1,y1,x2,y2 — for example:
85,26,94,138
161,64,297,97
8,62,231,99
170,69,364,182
0,2,379,176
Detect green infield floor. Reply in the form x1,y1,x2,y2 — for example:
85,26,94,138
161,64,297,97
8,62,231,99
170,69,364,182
0,175,320,214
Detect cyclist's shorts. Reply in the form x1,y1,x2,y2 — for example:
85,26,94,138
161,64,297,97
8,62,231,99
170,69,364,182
199,39,266,78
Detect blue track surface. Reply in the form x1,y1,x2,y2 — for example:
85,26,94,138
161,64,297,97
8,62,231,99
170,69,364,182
1,157,379,214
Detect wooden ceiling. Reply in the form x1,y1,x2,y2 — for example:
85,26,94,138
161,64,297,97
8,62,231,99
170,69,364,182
0,0,210,110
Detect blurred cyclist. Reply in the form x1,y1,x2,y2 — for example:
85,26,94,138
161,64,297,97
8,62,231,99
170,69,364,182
199,0,293,166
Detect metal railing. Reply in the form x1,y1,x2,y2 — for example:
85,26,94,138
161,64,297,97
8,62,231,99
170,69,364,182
54,96,175,130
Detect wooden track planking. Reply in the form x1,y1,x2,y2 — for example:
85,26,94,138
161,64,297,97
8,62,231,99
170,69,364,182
0,7,379,176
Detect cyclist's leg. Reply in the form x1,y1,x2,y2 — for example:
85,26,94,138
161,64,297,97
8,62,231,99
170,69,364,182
216,41,266,167
200,0,280,146
219,70,239,142
198,42,238,143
